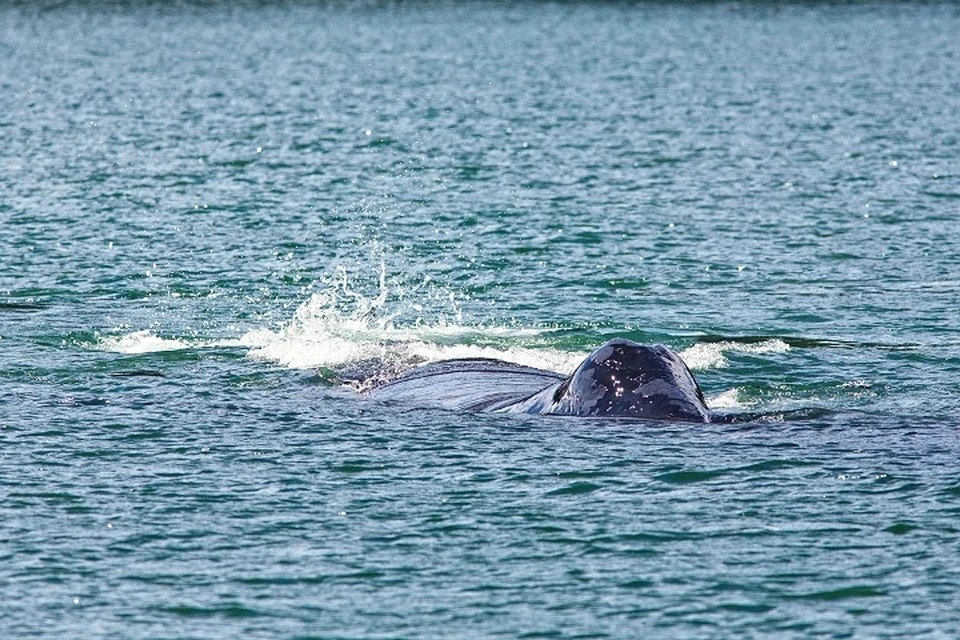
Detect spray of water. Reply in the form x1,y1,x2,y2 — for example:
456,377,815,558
238,263,582,384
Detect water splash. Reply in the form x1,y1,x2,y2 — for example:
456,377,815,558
680,339,791,370
706,388,743,410
240,265,583,377
97,330,190,354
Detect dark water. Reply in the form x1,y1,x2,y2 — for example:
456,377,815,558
3,1,960,637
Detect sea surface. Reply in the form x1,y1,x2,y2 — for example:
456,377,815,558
3,1,960,638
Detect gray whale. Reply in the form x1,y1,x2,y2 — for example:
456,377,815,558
368,338,712,422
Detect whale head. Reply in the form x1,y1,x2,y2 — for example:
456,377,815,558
510,339,711,421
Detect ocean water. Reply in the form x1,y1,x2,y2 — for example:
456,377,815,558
3,1,960,637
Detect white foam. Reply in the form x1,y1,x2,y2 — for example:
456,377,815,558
241,271,792,378
235,261,563,371
97,330,190,354
92,264,574,372
408,342,584,374
239,289,579,373
680,339,790,370
707,388,743,410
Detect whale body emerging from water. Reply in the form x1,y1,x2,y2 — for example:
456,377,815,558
368,338,713,422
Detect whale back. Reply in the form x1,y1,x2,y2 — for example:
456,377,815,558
368,358,565,412
505,339,710,422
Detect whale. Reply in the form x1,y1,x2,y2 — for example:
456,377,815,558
367,338,713,422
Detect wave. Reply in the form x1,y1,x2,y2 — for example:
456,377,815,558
680,339,790,370
97,330,192,354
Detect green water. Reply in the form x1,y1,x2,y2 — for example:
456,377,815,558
3,1,960,637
